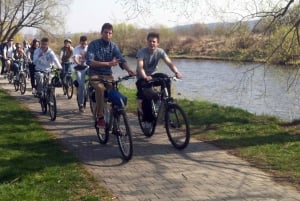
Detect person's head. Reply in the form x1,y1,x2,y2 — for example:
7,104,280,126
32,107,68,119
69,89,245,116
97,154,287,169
8,38,14,46
15,43,22,51
41,37,49,51
64,38,72,47
79,35,88,47
147,32,160,52
32,38,40,48
101,23,113,42
23,40,28,47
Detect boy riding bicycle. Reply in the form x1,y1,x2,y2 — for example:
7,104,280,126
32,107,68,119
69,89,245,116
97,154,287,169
135,32,183,123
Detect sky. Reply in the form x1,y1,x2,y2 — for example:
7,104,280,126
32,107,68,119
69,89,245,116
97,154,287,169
65,0,280,34
65,0,244,33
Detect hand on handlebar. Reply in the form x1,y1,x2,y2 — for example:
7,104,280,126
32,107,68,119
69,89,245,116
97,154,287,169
175,71,183,79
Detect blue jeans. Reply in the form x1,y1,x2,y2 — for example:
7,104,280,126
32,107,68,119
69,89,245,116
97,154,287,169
75,67,89,105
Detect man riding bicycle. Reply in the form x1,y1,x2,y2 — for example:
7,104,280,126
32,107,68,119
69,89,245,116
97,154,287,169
86,23,136,127
33,37,62,96
135,32,183,123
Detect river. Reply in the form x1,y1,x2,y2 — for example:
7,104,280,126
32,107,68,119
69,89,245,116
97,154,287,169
112,57,300,121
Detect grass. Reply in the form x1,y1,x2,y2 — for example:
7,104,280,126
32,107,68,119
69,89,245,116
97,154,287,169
0,89,112,201
120,86,300,190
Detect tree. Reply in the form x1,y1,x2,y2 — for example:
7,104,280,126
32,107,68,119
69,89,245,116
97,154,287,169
0,0,72,42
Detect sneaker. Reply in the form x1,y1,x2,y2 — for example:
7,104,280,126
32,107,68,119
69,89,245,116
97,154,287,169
97,118,105,127
32,88,36,95
79,105,85,113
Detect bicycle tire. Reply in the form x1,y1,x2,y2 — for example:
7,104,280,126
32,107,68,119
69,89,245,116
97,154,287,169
137,109,156,137
13,79,19,91
7,72,13,84
116,110,133,161
89,90,96,116
48,88,57,121
19,73,26,94
165,103,190,150
65,76,73,99
40,96,47,114
96,103,111,144
76,87,88,109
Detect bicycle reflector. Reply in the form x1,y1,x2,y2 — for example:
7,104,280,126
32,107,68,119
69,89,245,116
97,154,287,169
107,90,127,108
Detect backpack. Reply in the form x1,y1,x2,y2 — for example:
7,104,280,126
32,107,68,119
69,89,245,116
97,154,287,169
0,42,7,56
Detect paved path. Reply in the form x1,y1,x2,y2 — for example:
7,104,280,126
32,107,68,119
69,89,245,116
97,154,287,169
1,76,300,201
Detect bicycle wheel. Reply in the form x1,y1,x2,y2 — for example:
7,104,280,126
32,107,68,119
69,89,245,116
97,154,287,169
165,103,190,150
96,103,111,144
137,109,156,137
48,88,57,121
40,95,47,114
65,76,73,99
116,110,133,161
19,73,26,94
89,90,96,116
13,79,19,91
7,72,13,84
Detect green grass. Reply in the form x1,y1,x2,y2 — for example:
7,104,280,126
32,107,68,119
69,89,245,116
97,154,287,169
120,86,300,189
0,89,112,201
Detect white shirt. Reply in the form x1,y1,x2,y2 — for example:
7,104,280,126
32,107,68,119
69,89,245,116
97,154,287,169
33,47,62,72
72,44,88,66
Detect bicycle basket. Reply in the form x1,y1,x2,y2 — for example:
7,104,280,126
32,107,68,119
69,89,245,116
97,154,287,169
51,76,62,87
142,87,160,100
107,90,127,108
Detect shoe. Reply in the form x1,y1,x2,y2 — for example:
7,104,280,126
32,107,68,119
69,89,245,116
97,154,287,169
97,118,105,127
79,105,85,113
32,88,36,95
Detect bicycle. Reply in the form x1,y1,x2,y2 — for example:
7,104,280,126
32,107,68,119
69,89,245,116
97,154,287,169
89,75,134,161
13,59,27,94
61,64,74,99
137,75,190,150
35,69,58,121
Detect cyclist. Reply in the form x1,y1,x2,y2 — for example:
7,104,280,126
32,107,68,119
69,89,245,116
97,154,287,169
60,39,74,90
33,37,62,96
12,43,26,79
135,32,182,124
3,39,15,77
27,39,40,94
0,41,7,75
72,35,89,112
86,22,136,127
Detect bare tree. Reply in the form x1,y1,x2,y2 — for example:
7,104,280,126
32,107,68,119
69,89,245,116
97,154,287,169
0,0,72,42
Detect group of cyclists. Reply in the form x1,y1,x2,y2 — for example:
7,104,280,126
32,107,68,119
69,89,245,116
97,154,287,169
0,22,183,130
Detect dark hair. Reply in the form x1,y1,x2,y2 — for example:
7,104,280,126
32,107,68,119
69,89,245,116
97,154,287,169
15,43,21,48
80,35,87,42
101,23,113,33
147,32,160,43
32,38,40,44
41,37,49,43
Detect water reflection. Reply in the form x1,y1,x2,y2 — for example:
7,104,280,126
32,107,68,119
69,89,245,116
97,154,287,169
113,57,300,121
